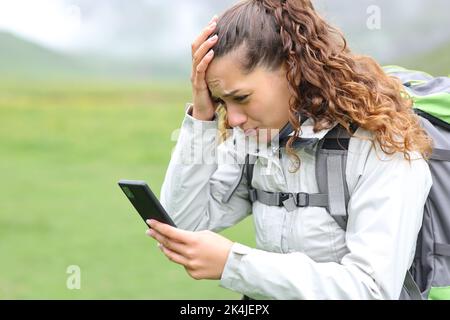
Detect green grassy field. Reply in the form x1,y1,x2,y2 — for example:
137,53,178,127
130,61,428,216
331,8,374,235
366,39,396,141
0,79,255,299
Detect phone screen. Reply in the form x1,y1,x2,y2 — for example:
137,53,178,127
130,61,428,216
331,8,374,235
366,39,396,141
118,180,177,228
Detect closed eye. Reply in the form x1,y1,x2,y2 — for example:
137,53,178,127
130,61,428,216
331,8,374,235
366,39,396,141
234,95,248,102
212,95,249,104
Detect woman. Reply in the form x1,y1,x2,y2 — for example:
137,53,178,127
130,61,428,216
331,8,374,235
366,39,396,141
146,0,433,299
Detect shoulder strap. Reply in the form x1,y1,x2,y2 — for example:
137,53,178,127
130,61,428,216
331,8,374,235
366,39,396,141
316,124,356,230
401,271,424,300
246,154,258,203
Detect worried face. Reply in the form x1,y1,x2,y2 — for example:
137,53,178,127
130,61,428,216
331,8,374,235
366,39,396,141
205,50,293,142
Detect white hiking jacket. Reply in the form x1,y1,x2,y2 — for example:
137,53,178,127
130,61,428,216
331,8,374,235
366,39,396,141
160,104,432,300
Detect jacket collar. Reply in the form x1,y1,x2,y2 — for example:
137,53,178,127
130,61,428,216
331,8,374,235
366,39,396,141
287,117,338,140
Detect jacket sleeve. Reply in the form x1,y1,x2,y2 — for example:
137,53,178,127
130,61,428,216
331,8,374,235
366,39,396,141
160,103,252,232
220,143,432,300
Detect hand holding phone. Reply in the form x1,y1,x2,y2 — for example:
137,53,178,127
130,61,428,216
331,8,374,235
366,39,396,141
118,180,177,228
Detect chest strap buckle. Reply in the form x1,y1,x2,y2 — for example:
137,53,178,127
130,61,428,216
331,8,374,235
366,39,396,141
296,192,310,207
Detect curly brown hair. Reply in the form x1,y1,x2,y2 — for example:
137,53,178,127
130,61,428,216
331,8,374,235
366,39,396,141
211,0,432,169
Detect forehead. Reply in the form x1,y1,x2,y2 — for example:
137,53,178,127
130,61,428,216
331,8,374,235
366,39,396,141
206,54,279,95
206,53,248,90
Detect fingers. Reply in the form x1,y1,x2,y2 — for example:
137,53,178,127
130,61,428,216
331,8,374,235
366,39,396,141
194,48,215,84
191,35,217,90
146,228,186,255
146,219,192,244
192,31,218,66
147,227,191,267
191,15,218,60
191,17,219,86
158,243,190,267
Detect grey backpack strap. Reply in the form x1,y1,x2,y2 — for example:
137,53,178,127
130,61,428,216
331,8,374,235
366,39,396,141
244,150,328,211
435,243,450,256
402,271,424,300
430,148,450,161
316,124,355,230
326,154,347,217
245,154,258,202
253,190,328,212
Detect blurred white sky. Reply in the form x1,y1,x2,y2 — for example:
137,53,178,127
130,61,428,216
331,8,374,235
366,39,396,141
0,0,449,62
0,0,230,58
0,0,83,49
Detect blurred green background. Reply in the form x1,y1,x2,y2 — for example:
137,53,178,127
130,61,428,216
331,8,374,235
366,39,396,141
0,0,448,299
0,79,256,299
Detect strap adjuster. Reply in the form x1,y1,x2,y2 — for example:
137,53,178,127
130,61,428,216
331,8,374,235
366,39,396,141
249,189,257,202
296,192,310,207
278,192,293,206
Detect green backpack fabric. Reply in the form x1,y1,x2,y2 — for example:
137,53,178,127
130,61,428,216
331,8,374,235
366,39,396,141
383,65,450,127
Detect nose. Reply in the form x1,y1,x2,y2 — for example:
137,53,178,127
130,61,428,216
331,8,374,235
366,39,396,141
226,105,247,128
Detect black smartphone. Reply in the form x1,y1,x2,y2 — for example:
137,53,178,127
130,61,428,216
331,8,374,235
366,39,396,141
118,179,177,228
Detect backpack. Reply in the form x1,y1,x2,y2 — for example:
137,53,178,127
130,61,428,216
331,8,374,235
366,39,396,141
234,66,450,300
